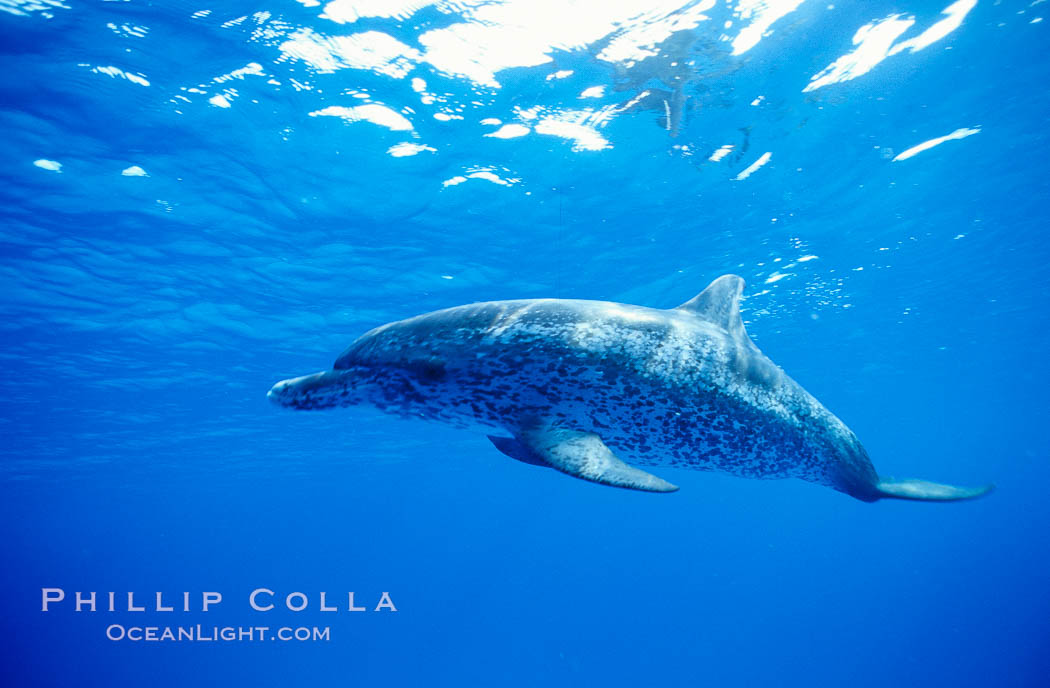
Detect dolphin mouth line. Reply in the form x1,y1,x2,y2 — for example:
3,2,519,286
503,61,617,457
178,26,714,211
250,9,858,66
268,370,354,410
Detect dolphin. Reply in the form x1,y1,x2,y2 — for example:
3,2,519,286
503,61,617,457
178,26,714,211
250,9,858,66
268,275,993,502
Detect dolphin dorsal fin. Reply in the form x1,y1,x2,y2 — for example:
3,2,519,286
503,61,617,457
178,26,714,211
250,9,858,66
675,274,750,342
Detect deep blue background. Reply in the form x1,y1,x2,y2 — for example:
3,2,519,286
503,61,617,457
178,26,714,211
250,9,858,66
1,1,1047,686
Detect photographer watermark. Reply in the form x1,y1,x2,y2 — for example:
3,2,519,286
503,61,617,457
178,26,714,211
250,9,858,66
40,588,397,643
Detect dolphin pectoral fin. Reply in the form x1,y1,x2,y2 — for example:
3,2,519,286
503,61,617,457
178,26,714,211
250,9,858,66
875,478,995,502
516,428,679,493
487,435,553,468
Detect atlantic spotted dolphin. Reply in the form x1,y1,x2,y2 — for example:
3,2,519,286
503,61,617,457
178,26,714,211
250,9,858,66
268,275,992,502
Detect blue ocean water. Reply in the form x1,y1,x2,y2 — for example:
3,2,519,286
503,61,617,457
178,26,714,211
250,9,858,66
2,0,1048,685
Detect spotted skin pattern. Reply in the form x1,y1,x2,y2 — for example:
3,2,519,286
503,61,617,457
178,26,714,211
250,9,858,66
269,277,889,501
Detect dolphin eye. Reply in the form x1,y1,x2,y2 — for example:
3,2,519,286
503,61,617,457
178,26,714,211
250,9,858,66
411,358,447,383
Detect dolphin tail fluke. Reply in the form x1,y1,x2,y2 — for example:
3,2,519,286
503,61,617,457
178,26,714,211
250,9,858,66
875,478,994,502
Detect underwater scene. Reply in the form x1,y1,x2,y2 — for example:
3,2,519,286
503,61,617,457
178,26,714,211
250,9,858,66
2,0,1048,686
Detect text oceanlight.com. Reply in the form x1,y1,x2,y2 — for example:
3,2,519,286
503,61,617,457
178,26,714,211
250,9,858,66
106,624,330,642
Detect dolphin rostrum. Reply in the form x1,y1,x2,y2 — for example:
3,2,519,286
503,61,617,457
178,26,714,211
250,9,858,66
268,275,993,502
